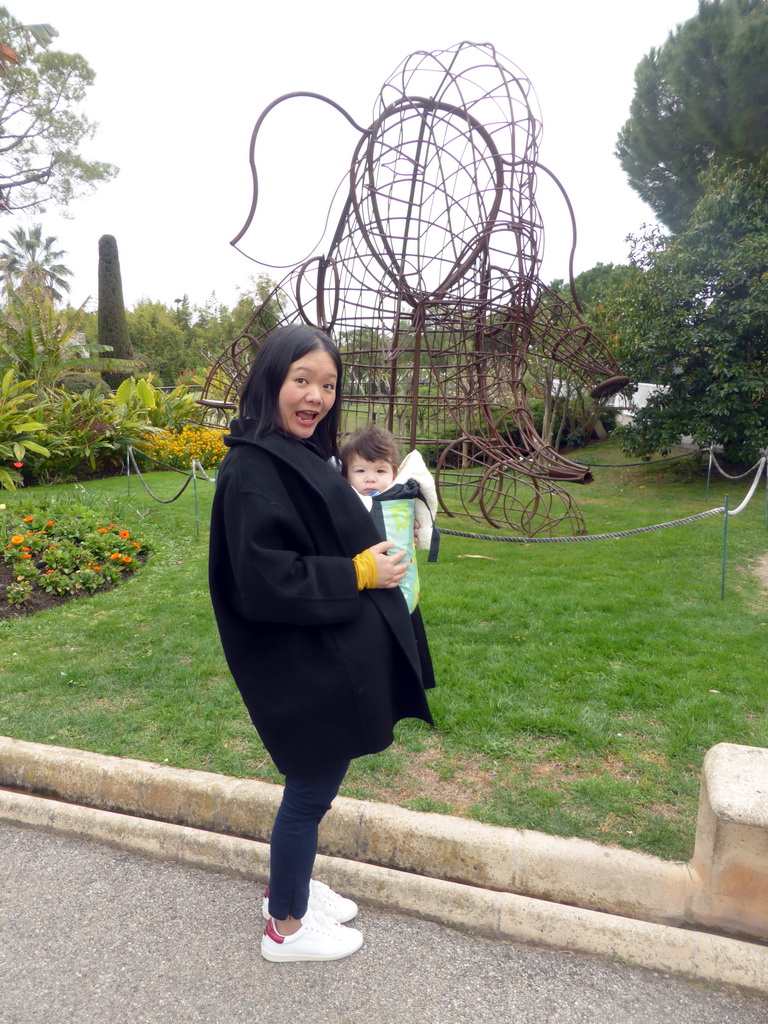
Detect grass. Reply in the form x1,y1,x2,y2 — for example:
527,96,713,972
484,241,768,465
1,438,767,862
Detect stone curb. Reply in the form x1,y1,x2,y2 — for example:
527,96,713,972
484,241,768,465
2,786,767,996
0,736,691,928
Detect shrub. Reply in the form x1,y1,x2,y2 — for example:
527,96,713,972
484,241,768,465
0,369,50,490
147,385,200,431
16,376,207,485
113,377,201,432
136,424,227,471
21,387,161,484
54,372,111,397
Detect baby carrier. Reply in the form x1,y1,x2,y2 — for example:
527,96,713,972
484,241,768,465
356,450,439,612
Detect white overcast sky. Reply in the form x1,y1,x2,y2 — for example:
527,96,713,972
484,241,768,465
7,0,699,312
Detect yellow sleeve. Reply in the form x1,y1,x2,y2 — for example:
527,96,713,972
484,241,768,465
352,549,378,589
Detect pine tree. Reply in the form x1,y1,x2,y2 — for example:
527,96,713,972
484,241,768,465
616,0,768,233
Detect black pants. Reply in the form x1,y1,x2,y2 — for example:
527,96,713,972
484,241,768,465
268,760,351,920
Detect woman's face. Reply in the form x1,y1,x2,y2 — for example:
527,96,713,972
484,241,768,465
278,348,338,440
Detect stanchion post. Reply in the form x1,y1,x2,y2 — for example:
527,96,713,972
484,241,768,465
192,461,199,537
721,495,729,600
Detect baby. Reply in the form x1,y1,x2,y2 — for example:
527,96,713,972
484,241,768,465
341,425,401,497
340,426,438,611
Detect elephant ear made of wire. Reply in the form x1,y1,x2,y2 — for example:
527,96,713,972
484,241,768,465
200,41,628,536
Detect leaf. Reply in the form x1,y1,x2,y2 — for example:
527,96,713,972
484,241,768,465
136,377,156,408
22,440,50,456
114,378,133,405
0,467,18,490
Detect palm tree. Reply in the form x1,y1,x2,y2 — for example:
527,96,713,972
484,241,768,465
0,223,73,302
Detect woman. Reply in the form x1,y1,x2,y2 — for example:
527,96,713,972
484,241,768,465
208,324,435,963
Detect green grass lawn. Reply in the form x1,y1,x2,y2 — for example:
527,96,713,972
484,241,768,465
1,439,767,862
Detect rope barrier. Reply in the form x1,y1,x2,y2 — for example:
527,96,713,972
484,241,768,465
127,447,193,478
121,438,763,598
436,452,765,540
437,457,766,543
122,439,764,552
438,507,726,543
126,447,198,504
192,463,217,484
724,458,766,515
124,448,217,539
707,449,765,481
578,451,698,468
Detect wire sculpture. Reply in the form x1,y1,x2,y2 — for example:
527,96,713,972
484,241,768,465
200,41,629,535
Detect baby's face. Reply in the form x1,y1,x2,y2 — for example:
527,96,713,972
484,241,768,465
346,455,396,495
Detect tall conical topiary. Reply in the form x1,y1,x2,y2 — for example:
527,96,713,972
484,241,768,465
98,233,134,390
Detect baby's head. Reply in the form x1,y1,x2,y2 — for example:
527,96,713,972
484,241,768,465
341,426,401,496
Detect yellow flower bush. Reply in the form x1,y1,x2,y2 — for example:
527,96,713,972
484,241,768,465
139,425,227,471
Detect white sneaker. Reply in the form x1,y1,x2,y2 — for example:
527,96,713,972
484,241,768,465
262,879,358,923
261,908,364,963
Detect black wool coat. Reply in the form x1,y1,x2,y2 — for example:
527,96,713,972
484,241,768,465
208,424,435,777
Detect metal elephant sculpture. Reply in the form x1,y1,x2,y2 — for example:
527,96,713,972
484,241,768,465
200,41,628,535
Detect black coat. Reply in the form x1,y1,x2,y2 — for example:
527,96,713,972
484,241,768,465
208,424,435,776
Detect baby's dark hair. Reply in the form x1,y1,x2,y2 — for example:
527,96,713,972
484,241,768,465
340,426,402,477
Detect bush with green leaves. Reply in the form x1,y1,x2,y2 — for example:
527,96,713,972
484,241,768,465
610,160,768,462
113,376,200,430
18,376,205,485
0,369,50,490
54,372,111,397
148,384,200,432
20,386,160,484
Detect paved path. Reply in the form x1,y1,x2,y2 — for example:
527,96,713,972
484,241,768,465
1,823,766,1024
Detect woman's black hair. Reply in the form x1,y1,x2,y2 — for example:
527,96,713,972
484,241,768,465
238,324,343,459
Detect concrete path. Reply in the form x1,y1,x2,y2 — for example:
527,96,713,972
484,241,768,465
1,822,766,1024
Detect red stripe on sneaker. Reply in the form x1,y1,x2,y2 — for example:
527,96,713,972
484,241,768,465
264,918,285,944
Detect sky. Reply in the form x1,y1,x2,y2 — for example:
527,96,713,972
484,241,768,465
6,0,701,314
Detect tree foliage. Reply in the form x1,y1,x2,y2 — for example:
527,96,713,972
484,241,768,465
526,266,635,447
0,286,139,389
0,223,72,300
124,300,188,386
0,287,86,386
0,7,117,212
616,0,768,232
607,160,768,463
97,275,284,388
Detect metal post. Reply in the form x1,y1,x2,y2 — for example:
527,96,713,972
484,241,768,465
192,462,199,537
721,495,729,600
126,446,131,497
